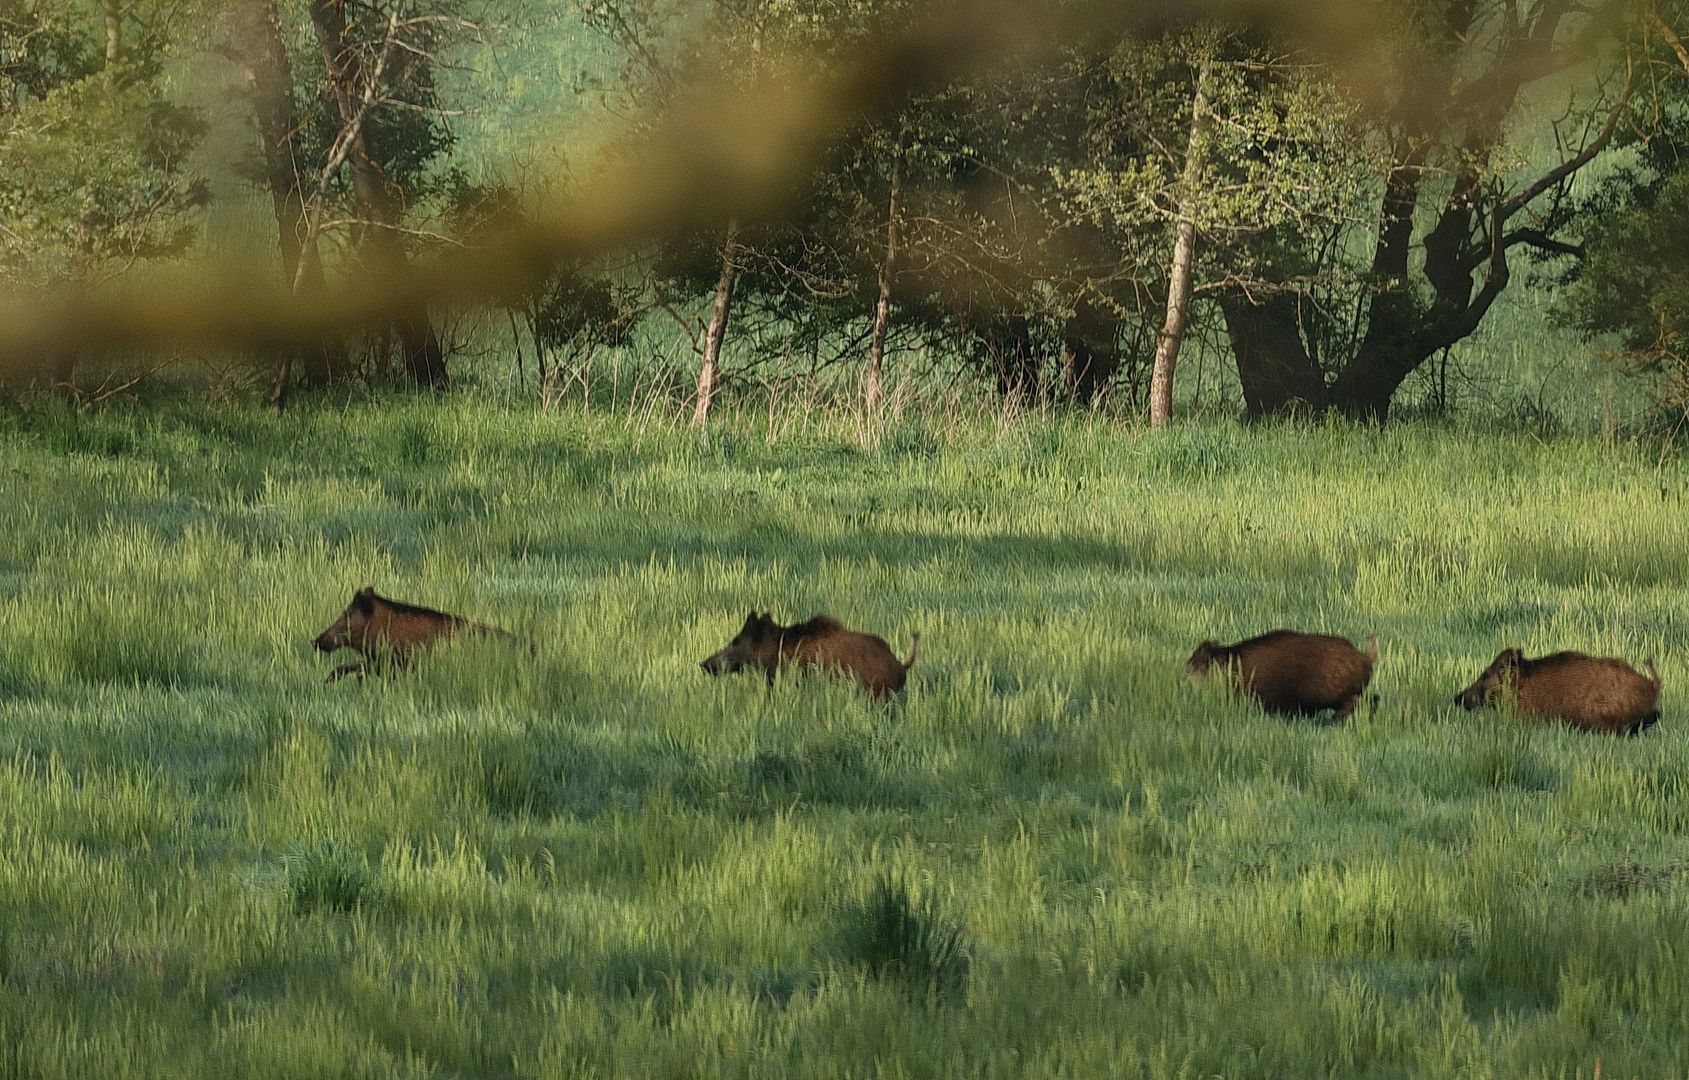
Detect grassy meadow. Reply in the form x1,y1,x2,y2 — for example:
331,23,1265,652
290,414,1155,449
2,393,1689,1078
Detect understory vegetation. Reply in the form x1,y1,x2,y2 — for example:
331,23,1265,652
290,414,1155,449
1,396,1687,1077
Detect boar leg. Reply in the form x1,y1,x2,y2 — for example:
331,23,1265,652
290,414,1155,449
326,660,368,683
1622,710,1661,737
1330,693,1362,723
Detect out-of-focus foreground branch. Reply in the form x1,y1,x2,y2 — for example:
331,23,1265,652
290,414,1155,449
0,0,1618,374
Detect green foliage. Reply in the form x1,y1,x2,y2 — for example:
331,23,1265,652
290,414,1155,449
1056,29,1369,250
0,0,102,97
288,0,457,207
561,3,1644,416
1563,165,1689,421
0,2,207,287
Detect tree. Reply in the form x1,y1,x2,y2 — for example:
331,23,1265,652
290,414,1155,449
305,0,449,387
1559,4,1689,421
693,220,738,426
1221,0,1639,421
863,130,902,427
582,0,914,425
219,0,462,401
1054,28,1366,421
218,0,345,402
0,0,208,390
1148,48,1212,428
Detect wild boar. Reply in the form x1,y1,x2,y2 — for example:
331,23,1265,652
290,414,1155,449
312,586,527,682
700,611,918,698
1454,648,1662,735
1187,629,1379,721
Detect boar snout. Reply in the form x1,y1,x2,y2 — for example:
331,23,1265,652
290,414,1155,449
1185,641,1219,677
1455,676,1496,709
313,615,353,652
700,651,736,675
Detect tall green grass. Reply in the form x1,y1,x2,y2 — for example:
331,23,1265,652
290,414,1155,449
0,395,1687,1077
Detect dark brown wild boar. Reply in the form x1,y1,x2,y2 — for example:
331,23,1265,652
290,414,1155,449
700,611,918,698
1186,629,1379,721
1454,648,1662,736
312,586,528,682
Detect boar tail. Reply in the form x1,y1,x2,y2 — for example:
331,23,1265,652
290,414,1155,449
1365,634,1379,663
904,633,920,670
1646,657,1662,691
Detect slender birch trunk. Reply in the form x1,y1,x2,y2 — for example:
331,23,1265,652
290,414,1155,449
53,0,124,392
102,0,121,84
1149,54,1213,429
693,220,738,428
865,142,902,428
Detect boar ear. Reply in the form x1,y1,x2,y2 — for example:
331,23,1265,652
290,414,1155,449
354,588,376,615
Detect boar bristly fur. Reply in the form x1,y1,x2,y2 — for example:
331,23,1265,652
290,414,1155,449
1187,629,1379,722
312,586,527,682
1455,648,1662,735
700,611,918,698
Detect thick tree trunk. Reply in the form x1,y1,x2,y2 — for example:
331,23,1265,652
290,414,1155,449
1062,298,1120,405
226,0,345,406
1318,139,1428,421
1219,294,1326,417
986,316,1039,400
231,0,307,287
865,144,902,421
1325,142,1508,421
308,0,446,388
693,221,738,428
1315,0,1625,422
1149,55,1212,429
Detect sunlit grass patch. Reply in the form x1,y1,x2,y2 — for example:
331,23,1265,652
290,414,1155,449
0,397,1685,1076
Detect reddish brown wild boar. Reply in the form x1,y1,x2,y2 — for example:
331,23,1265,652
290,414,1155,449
1186,629,1379,721
1454,648,1662,736
312,586,527,682
700,611,918,698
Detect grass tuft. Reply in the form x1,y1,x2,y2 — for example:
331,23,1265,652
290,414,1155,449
1576,856,1688,899
836,873,971,998
1460,724,1559,791
284,842,379,914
